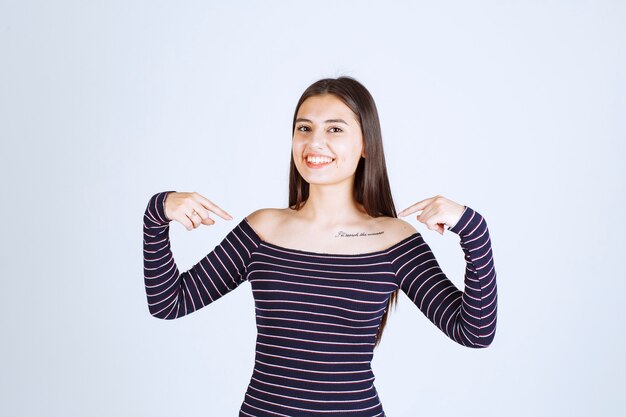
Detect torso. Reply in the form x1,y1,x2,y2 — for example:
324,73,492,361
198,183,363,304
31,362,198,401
245,207,418,255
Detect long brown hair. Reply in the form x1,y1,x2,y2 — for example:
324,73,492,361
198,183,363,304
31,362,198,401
288,76,399,348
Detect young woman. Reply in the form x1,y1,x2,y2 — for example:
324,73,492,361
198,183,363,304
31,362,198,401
143,76,498,416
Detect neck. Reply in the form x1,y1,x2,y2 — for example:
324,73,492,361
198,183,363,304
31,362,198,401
296,179,367,226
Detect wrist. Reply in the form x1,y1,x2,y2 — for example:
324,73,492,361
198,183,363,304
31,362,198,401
158,191,177,223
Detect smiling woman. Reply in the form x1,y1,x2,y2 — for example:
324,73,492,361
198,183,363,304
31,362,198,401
143,76,498,416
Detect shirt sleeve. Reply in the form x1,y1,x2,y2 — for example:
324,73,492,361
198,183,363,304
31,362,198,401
142,191,259,319
389,206,498,348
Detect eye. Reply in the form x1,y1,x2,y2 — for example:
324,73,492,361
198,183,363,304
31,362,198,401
329,127,343,133
296,125,310,132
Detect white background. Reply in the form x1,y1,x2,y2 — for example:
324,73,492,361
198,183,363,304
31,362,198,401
1,1,624,416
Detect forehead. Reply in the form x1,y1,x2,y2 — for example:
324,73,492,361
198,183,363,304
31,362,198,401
297,94,358,122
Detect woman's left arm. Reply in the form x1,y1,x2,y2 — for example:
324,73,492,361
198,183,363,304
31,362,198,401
392,196,498,348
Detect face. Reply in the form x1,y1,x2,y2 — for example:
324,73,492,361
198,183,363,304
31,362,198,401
292,94,365,186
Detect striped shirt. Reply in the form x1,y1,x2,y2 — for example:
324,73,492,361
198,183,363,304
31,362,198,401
143,191,498,416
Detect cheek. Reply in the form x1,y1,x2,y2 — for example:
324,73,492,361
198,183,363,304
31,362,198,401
345,143,363,161
292,143,302,160
292,136,304,149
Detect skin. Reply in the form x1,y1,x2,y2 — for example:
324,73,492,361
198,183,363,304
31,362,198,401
163,93,466,251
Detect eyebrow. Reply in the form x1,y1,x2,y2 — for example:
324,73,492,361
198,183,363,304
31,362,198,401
295,118,349,125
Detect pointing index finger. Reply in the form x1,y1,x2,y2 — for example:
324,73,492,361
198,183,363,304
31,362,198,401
194,193,234,220
398,197,433,217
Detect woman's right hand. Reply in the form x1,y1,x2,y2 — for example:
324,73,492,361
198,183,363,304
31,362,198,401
164,192,233,231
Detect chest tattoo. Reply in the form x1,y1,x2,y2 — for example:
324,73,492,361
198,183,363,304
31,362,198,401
334,230,385,238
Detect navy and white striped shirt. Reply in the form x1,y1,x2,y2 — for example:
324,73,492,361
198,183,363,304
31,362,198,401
143,191,498,416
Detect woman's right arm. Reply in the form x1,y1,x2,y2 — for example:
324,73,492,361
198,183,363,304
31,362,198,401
142,191,258,319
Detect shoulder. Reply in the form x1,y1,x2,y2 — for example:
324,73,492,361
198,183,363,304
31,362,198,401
244,208,287,239
377,216,419,243
245,207,287,225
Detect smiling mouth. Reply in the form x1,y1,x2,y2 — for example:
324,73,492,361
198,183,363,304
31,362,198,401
305,157,335,168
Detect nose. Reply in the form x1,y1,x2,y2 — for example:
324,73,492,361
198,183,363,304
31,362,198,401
309,128,326,149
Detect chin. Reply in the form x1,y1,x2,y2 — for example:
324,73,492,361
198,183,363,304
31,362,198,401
294,163,356,186
302,175,354,187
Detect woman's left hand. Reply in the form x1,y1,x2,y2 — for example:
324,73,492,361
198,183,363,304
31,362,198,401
397,195,466,235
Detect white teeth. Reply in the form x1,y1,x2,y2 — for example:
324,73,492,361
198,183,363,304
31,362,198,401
307,156,334,164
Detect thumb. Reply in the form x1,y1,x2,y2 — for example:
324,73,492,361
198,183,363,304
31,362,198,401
201,216,215,226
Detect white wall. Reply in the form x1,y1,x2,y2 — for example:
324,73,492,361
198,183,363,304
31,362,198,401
1,1,624,416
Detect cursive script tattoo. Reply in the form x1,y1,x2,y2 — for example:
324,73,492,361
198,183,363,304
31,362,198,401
334,230,385,238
